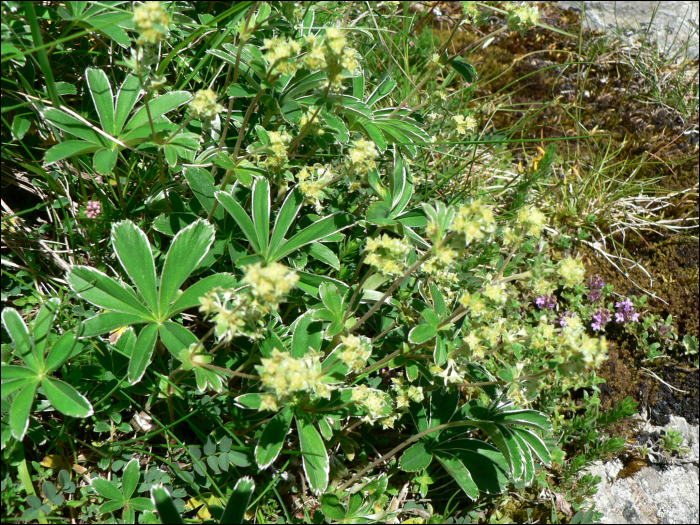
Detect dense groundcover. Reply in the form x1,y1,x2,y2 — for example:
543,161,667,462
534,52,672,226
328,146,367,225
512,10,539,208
1,2,697,523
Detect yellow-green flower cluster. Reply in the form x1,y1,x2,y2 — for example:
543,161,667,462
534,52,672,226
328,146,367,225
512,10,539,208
133,1,170,45
199,288,264,342
256,349,332,405
337,335,372,372
531,278,556,296
299,107,325,136
557,257,585,288
243,262,299,313
264,130,293,171
463,331,487,359
365,234,411,276
430,358,465,384
516,206,547,237
296,164,333,213
554,327,608,389
347,137,379,182
450,200,496,244
505,3,541,31
392,378,425,409
459,292,488,318
303,27,361,90
262,37,302,75
484,282,508,305
351,385,390,423
423,245,459,275
189,89,224,120
452,114,477,135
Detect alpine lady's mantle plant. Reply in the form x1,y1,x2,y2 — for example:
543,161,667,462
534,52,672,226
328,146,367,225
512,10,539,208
1,1,625,522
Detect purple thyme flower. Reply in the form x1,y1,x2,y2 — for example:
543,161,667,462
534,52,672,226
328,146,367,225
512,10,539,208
614,297,639,324
559,311,575,327
591,308,611,331
588,275,605,302
535,295,557,309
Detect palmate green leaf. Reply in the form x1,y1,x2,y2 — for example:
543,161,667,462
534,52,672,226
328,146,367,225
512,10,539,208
320,493,347,520
166,273,238,318
44,331,81,374
111,221,159,315
158,220,215,315
1,366,36,381
2,308,38,371
128,324,159,385
399,441,433,472
436,438,508,495
128,497,155,511
319,283,343,318
9,380,39,441
86,68,115,136
44,109,105,144
99,499,126,514
84,12,132,48
271,213,354,262
67,266,152,317
268,188,304,257
296,414,329,493
305,242,340,270
510,428,535,485
159,321,199,356
296,271,349,299
123,91,192,132
291,312,323,358
93,147,119,175
81,312,149,338
32,298,60,362
114,74,141,134
153,212,200,236
235,393,263,410
511,426,551,466
121,459,140,501
255,405,293,469
319,346,350,383
476,421,524,480
44,140,102,165
92,478,124,502
365,75,397,107
366,202,395,226
408,324,437,344
252,178,271,257
221,476,255,524
429,388,460,432
362,122,387,153
492,409,552,432
215,190,261,254
449,57,477,83
390,152,413,216
41,376,93,417
434,451,478,500
150,484,185,525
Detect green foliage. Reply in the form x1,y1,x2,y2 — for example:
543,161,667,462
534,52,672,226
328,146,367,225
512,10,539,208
2,1,692,524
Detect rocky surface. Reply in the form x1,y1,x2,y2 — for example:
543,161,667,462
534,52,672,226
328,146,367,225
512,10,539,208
586,415,700,524
554,1,699,58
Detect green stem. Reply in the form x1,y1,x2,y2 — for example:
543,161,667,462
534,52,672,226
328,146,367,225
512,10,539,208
207,88,266,221
337,419,477,494
349,233,456,334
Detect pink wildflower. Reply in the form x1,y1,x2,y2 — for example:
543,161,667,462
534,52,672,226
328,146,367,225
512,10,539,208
85,200,101,219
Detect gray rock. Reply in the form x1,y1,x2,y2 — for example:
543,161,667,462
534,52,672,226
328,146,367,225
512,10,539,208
552,1,699,59
585,415,700,524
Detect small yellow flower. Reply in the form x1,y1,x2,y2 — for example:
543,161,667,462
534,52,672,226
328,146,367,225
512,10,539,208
190,89,224,119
